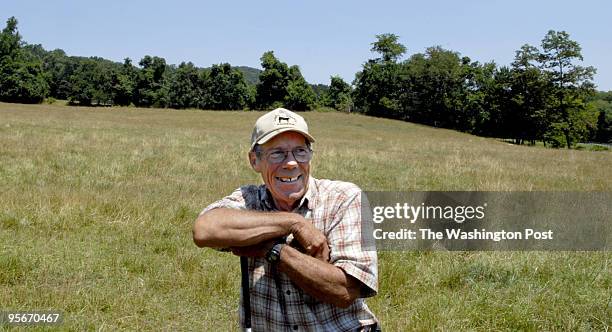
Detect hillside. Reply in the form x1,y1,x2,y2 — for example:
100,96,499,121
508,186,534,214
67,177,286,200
234,66,262,85
1,102,610,330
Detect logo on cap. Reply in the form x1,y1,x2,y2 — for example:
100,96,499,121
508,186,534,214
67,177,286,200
275,110,296,126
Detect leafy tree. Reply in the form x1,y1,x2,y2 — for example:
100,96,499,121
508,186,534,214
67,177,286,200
201,63,249,110
371,33,406,63
459,60,498,134
67,57,115,106
254,51,315,111
0,17,20,58
0,17,48,103
479,66,514,137
255,51,290,109
42,49,75,100
133,55,169,108
353,58,403,118
588,91,612,142
353,34,408,118
284,65,316,111
397,47,472,129
167,61,202,109
310,83,330,101
539,30,596,148
323,76,352,112
110,58,136,106
595,109,611,143
506,44,550,144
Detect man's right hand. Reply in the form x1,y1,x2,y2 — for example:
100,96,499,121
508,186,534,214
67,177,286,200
290,219,330,262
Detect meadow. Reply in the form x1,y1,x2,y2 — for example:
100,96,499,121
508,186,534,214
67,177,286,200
0,102,610,331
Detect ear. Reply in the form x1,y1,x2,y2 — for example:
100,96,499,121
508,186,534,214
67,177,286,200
249,151,261,172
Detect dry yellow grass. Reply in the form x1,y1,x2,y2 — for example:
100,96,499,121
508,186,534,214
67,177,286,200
1,102,610,331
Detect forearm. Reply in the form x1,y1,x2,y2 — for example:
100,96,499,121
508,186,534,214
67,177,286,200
278,245,361,308
193,208,301,248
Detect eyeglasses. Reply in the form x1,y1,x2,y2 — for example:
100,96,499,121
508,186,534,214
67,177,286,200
260,147,313,164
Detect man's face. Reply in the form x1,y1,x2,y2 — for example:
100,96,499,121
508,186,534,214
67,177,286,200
249,131,311,211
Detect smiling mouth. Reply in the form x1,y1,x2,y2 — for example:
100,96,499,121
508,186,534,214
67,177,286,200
276,175,302,183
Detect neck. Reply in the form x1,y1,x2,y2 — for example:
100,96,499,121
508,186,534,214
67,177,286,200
273,197,299,211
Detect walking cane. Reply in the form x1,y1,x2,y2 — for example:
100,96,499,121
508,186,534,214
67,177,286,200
240,256,252,332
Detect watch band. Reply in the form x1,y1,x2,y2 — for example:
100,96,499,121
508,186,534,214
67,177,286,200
265,243,284,263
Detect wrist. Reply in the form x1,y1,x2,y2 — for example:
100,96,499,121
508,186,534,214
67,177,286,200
265,243,284,263
287,213,306,234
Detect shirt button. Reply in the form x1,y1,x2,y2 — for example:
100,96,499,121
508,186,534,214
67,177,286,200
286,290,291,295
292,325,298,330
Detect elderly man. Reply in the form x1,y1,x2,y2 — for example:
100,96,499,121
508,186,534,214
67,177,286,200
193,108,379,331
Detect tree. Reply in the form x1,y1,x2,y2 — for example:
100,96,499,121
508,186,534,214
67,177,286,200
66,57,115,106
0,17,20,59
42,49,75,100
353,34,407,118
323,76,352,112
109,58,136,106
479,66,514,137
284,65,316,111
254,51,315,111
0,17,48,103
201,63,249,110
133,55,169,108
397,47,472,129
255,51,290,109
167,61,202,109
459,60,497,134
310,83,329,103
588,91,612,143
370,33,406,63
353,59,403,118
595,109,611,143
507,44,550,144
539,30,596,148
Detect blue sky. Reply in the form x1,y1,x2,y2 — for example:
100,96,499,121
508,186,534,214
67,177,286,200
4,0,611,90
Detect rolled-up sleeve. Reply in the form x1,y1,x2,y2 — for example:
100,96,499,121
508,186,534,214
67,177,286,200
199,188,247,216
326,187,378,298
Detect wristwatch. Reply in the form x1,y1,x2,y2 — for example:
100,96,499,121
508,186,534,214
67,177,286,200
265,243,284,263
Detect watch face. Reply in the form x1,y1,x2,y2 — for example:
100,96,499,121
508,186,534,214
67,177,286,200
266,244,282,262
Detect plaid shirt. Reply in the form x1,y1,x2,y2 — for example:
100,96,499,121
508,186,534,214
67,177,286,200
201,177,378,331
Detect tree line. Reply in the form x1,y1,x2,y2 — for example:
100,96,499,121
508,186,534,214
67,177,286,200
1,16,610,146
0,17,332,111
352,33,610,147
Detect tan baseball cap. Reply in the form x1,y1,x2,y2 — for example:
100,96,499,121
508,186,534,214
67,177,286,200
250,108,315,149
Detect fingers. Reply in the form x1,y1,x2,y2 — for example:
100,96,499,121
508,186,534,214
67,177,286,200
310,241,330,262
292,220,330,261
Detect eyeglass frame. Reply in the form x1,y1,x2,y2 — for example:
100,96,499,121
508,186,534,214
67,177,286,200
253,143,313,164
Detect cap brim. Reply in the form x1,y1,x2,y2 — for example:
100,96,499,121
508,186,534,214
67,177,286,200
252,128,315,149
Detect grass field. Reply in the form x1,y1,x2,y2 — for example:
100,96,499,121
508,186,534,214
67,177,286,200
1,102,610,331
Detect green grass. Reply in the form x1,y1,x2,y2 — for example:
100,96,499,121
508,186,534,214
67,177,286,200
1,102,610,331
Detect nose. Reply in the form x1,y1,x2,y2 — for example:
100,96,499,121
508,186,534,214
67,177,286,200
284,160,298,169
283,152,298,169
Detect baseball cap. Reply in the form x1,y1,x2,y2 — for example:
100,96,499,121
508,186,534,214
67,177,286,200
250,108,315,149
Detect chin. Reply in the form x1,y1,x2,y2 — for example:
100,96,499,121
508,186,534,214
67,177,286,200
288,190,305,200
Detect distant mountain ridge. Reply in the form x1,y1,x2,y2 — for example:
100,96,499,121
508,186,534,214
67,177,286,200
234,66,262,85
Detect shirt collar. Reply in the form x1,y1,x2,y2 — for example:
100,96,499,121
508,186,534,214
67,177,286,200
261,176,317,211
302,176,317,210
